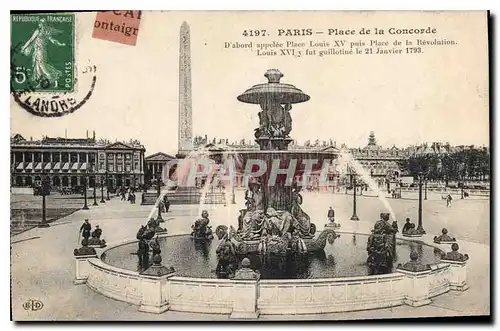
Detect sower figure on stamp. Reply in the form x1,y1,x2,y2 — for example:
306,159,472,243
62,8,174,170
20,18,66,86
80,219,92,241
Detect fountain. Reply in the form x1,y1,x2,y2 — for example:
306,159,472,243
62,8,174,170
212,69,338,264
87,69,467,316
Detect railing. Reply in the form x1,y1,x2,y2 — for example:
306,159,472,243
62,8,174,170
81,242,467,318
168,277,235,314
258,274,405,315
428,263,450,298
86,258,143,305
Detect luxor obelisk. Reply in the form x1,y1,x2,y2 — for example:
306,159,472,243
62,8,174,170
177,21,193,158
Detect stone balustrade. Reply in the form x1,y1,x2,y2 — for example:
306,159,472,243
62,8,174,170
397,263,450,306
257,274,406,315
86,258,143,305
440,258,469,291
168,277,235,314
81,241,469,317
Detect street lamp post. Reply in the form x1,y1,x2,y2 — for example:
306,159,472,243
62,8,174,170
100,174,105,203
82,174,89,210
231,178,236,204
156,172,163,222
424,178,428,200
92,164,98,206
105,171,110,200
460,174,465,199
38,175,50,228
415,173,426,235
349,167,359,221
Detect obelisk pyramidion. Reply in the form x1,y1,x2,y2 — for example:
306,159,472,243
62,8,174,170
177,21,193,157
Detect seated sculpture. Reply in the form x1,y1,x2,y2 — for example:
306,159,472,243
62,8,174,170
74,239,97,256
443,243,469,262
402,218,417,235
290,184,314,237
237,209,246,231
433,228,456,244
397,251,431,272
88,225,106,248
191,210,214,240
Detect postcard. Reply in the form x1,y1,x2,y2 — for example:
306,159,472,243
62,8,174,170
10,11,490,321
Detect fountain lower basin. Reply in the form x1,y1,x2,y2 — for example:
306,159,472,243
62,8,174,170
101,234,442,279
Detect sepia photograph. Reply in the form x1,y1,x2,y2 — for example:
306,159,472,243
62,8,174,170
9,10,490,321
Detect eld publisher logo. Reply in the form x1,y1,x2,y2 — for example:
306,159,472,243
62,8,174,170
23,299,43,311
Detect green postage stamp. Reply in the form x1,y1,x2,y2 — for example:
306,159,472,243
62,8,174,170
11,13,75,92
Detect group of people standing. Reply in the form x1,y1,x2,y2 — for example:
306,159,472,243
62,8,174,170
119,187,136,204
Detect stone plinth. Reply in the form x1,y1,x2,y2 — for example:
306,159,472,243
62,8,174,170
396,268,432,307
402,233,423,238
139,254,176,313
441,259,469,291
74,254,98,285
230,258,260,319
324,222,341,229
141,192,158,205
230,279,260,319
139,272,176,314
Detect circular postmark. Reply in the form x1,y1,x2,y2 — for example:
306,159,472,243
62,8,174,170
10,42,97,118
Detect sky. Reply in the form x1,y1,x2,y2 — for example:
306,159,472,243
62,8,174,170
10,11,489,156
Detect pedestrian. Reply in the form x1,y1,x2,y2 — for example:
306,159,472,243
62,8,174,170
121,188,126,201
80,219,92,241
163,195,170,212
327,207,335,223
446,194,453,208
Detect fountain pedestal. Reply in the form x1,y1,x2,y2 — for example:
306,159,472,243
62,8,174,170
139,255,176,313
73,241,97,285
230,279,260,319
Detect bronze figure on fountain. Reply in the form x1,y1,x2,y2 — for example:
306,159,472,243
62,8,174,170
366,213,397,275
191,210,214,240
88,225,106,248
213,69,338,261
147,217,167,235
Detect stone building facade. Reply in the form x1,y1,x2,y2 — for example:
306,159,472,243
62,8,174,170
10,134,146,190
